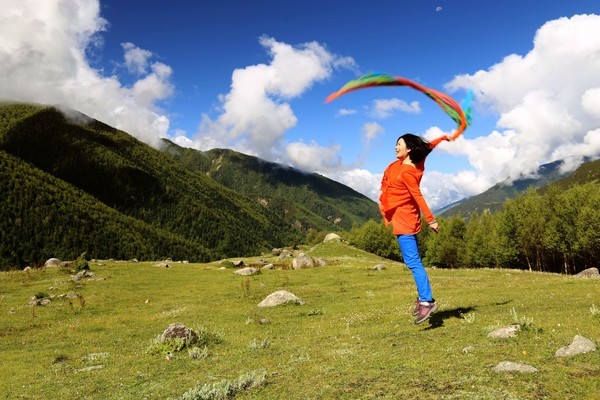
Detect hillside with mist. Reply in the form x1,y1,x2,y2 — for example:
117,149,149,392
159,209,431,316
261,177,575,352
0,102,379,268
161,140,378,233
439,157,600,219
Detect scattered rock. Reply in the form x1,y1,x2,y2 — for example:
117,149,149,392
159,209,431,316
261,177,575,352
28,297,51,306
278,249,293,260
462,345,475,354
271,248,283,256
487,324,521,339
369,264,386,271
575,267,599,278
44,258,61,267
492,361,538,373
292,253,315,269
72,270,95,281
258,290,304,307
261,264,274,270
314,258,327,267
234,267,259,276
23,266,33,272
233,260,245,267
258,318,271,324
555,335,596,357
154,262,171,268
323,233,342,242
161,323,198,344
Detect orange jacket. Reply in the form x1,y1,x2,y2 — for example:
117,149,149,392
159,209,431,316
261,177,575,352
379,161,435,235
379,136,445,235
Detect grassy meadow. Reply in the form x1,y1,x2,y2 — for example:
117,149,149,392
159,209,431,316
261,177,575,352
1,241,599,399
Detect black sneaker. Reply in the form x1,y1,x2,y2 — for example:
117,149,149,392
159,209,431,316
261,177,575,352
414,301,438,324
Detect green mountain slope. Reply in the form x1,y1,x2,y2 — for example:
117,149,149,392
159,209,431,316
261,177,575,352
161,141,380,232
0,103,300,267
0,102,379,268
0,150,210,266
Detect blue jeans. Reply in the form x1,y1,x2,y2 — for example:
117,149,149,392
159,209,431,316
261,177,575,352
398,234,434,302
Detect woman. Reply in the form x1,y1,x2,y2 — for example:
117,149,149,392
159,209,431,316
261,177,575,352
380,133,442,324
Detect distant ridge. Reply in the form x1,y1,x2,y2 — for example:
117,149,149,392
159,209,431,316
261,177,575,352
439,157,599,219
161,140,379,233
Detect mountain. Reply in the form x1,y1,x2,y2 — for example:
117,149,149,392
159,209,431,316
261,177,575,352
0,102,378,268
439,158,598,219
160,141,379,233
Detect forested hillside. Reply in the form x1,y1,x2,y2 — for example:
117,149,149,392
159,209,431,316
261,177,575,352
419,180,600,274
161,141,379,232
0,103,377,268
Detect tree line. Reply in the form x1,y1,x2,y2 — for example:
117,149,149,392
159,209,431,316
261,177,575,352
345,182,600,275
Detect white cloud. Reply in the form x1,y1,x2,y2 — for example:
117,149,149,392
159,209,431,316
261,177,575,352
581,87,600,118
122,42,153,75
285,141,343,172
362,122,384,143
0,0,173,147
329,169,383,202
337,108,358,116
444,14,600,191
191,36,356,160
371,98,421,119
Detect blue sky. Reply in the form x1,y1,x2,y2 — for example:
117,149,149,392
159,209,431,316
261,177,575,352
2,0,600,208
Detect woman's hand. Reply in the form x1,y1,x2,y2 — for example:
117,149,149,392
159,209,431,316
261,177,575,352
428,221,439,233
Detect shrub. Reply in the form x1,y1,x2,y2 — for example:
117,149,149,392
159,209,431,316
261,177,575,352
179,369,267,400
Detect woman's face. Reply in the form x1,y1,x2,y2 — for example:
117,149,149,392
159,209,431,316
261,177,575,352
395,138,410,160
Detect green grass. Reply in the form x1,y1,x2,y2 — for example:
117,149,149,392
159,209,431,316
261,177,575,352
1,241,598,399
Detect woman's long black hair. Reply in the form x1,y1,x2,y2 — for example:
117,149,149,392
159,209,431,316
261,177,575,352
398,133,432,163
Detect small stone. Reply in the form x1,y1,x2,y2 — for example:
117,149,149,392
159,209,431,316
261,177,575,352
462,345,475,354
488,324,521,339
493,361,538,373
234,267,259,276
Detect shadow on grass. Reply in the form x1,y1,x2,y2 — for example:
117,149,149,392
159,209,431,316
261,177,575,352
423,306,477,330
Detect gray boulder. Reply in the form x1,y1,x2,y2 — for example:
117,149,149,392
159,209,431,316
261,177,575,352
323,233,342,242
258,290,304,307
234,267,259,276
292,253,315,269
44,258,61,267
555,335,596,357
492,361,538,373
278,249,293,260
161,323,197,344
575,267,599,278
487,324,521,339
